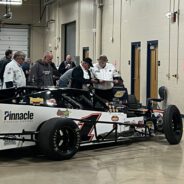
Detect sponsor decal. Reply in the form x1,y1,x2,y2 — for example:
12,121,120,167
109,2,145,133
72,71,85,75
111,115,119,121
30,97,44,105
46,98,57,106
4,135,16,146
114,91,125,98
57,109,70,118
4,111,34,121
146,121,154,128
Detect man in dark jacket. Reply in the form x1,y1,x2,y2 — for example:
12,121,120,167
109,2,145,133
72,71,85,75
71,58,93,89
58,55,76,75
0,49,13,84
29,51,54,87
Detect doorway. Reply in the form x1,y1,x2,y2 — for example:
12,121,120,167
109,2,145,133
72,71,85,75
131,42,141,101
64,21,76,59
83,47,89,60
147,40,158,98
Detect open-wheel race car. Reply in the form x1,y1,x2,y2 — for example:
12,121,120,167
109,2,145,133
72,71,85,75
0,86,182,160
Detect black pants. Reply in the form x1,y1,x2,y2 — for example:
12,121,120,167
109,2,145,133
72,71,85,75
95,88,113,102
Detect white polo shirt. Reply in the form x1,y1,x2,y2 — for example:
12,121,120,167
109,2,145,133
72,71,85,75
3,59,26,88
92,63,119,90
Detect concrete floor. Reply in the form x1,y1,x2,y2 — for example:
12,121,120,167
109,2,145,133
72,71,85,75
0,136,183,184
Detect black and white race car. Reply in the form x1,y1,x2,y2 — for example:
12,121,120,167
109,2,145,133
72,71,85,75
0,86,182,160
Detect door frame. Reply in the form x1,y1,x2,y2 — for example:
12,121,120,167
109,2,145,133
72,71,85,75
146,40,158,98
64,21,76,59
131,42,141,95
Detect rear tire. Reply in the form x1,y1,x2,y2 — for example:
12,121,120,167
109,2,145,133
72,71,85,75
163,105,183,144
38,118,80,160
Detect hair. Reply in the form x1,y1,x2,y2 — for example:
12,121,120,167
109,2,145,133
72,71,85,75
13,51,26,59
5,49,13,57
43,51,53,59
83,57,92,63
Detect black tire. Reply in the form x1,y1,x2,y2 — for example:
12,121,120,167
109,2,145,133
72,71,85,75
159,86,167,100
38,118,80,160
163,105,183,144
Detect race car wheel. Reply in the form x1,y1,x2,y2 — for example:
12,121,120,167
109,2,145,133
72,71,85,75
163,105,183,144
38,118,80,160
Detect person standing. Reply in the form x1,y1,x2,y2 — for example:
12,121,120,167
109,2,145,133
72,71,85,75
29,51,54,87
58,55,76,75
49,56,60,86
3,51,26,89
91,55,121,101
59,68,74,88
0,49,13,85
22,58,32,84
71,58,93,89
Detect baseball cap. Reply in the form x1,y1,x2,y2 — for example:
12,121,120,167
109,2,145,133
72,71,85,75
83,57,93,67
97,55,108,62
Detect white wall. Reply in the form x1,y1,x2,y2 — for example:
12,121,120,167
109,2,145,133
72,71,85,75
44,0,95,63
121,0,171,104
120,0,184,111
44,0,184,113
1,0,184,113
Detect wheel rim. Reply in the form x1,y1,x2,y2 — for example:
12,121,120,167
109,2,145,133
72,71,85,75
53,126,77,154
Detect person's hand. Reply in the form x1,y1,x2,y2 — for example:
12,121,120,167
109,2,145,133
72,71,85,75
99,80,105,84
25,70,29,74
91,79,99,84
65,64,71,69
113,79,119,84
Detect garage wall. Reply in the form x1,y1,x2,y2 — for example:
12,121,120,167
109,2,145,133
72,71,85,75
120,0,184,111
99,0,184,112
43,0,95,64
44,0,184,113
120,0,171,103
1,0,184,113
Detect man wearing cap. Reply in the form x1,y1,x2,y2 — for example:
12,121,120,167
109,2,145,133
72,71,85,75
91,55,121,101
71,57,93,89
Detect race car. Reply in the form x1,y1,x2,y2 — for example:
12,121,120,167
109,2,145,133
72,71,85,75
0,86,182,160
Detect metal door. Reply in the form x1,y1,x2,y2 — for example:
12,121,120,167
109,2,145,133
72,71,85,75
0,26,29,58
64,21,76,59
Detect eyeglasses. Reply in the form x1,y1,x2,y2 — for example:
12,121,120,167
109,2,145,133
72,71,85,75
17,57,25,61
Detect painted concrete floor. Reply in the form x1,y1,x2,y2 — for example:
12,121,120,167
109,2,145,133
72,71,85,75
0,136,183,184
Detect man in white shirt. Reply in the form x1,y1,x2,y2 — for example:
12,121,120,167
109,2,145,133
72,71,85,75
3,51,26,89
92,55,121,101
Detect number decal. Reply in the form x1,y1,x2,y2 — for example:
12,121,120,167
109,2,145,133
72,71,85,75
78,113,101,141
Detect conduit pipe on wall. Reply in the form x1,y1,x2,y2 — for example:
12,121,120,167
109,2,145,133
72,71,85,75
167,0,171,79
175,0,180,81
93,0,97,62
111,0,115,43
77,0,81,57
119,0,122,72
95,0,103,57
170,0,180,80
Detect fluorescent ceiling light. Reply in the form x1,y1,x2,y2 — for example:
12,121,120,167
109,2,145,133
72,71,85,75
0,0,22,5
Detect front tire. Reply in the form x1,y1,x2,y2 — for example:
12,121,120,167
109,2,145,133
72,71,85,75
163,105,183,144
38,118,80,160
